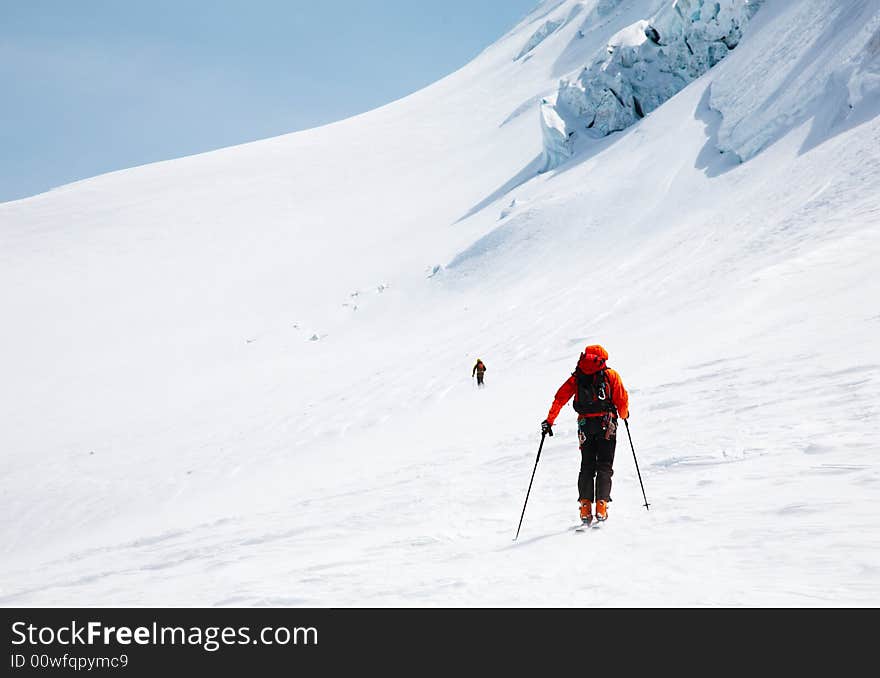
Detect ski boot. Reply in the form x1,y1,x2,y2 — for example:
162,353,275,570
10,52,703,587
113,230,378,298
579,499,593,526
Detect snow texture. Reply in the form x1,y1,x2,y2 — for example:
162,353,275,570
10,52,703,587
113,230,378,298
709,0,880,160
1,0,879,607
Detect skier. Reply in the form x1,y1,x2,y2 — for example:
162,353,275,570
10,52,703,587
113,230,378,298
540,344,629,525
472,359,487,387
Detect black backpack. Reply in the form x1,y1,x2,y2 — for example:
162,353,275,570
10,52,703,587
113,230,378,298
572,368,615,416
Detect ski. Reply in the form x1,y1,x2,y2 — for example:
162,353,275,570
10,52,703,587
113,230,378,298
574,518,608,532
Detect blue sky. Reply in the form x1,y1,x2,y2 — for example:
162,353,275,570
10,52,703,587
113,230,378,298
0,0,538,203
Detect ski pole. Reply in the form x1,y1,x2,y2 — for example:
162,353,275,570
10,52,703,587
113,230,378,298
623,419,650,511
514,432,547,540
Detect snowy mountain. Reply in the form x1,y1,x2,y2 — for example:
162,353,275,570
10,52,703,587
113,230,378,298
1,0,878,606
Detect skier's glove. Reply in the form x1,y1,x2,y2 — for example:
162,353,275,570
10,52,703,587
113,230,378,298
541,420,553,437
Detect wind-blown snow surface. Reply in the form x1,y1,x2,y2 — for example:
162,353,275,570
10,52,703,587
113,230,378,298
1,0,879,606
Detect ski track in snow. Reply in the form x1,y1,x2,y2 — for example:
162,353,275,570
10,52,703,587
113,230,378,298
2,350,877,606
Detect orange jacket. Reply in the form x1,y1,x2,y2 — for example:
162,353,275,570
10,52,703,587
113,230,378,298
545,345,629,425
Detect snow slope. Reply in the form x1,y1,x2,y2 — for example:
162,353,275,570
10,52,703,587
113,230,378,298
1,0,879,606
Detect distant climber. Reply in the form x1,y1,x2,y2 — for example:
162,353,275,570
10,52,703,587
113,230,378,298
540,344,629,525
472,359,487,388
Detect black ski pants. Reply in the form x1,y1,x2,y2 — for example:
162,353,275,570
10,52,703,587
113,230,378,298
577,417,616,502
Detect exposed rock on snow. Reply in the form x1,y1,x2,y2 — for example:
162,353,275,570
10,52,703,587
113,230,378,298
541,0,762,169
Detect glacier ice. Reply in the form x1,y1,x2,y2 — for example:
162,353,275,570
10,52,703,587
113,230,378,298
516,18,566,61
540,0,763,168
